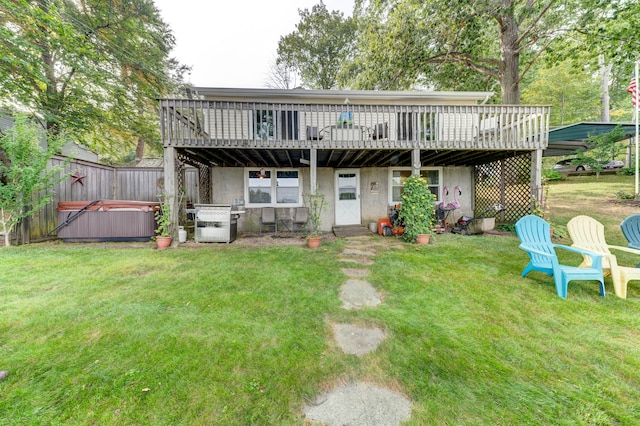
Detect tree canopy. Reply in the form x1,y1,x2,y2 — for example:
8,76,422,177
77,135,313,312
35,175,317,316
277,2,356,90
345,0,640,106
0,0,188,162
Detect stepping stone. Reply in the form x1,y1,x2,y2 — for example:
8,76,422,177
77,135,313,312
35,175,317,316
340,279,381,309
338,257,375,265
342,248,376,257
341,268,370,277
303,381,412,426
332,323,386,356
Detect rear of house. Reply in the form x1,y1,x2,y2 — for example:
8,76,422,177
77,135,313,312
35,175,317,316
159,88,550,234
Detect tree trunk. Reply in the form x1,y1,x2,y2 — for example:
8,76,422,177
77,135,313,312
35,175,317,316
498,6,520,104
599,55,611,122
135,137,145,162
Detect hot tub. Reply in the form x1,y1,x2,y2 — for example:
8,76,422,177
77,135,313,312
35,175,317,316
56,200,160,242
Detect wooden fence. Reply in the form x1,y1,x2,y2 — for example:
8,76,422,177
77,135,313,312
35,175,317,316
18,156,198,244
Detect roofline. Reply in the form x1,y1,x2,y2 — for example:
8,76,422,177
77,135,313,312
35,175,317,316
189,87,495,103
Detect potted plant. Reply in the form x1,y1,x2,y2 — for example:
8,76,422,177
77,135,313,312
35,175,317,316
304,190,326,248
155,194,173,250
396,174,436,244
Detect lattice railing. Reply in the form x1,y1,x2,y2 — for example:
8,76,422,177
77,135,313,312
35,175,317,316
177,151,212,204
474,154,533,222
198,167,211,204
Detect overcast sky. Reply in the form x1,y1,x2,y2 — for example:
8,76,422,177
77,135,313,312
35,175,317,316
153,0,355,89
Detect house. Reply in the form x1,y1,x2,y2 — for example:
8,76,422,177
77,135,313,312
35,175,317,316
159,88,550,234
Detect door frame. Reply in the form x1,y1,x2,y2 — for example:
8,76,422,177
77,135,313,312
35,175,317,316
334,169,361,226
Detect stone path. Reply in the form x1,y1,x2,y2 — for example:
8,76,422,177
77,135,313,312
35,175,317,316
303,236,412,425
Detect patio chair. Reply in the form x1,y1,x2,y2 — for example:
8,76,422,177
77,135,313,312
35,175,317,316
292,207,308,232
621,214,640,250
568,215,640,298
371,123,388,140
515,215,605,299
260,207,277,234
306,126,323,141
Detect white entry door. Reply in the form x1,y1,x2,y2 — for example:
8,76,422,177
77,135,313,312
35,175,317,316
335,169,361,226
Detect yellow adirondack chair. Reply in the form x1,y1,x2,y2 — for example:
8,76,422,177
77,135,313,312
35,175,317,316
567,215,640,298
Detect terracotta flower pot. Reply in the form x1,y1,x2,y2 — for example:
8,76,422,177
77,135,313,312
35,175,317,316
306,236,322,248
156,236,172,250
415,234,431,245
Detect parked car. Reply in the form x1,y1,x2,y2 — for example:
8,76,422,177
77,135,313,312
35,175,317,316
552,159,588,172
604,160,624,169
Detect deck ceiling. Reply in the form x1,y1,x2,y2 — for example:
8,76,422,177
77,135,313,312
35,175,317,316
178,147,525,169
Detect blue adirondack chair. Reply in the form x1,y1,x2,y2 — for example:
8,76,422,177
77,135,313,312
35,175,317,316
515,215,605,298
621,214,640,250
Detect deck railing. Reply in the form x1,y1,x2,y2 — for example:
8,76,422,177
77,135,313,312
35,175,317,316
159,100,550,151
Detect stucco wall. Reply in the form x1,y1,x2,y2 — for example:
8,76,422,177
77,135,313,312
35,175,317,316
210,166,474,233
210,167,336,233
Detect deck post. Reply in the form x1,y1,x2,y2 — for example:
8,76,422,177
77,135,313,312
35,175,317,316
310,148,317,194
530,149,543,203
163,146,178,240
411,148,421,175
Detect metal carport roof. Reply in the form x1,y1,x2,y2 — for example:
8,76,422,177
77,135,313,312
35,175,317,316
545,122,636,157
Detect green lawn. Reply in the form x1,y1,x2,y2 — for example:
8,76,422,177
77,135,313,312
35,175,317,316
2,174,640,425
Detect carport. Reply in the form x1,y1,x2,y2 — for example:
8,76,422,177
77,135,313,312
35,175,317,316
545,122,636,157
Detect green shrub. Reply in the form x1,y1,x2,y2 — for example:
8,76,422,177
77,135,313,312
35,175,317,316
616,190,635,200
396,174,436,242
496,223,516,233
543,169,564,181
618,167,635,176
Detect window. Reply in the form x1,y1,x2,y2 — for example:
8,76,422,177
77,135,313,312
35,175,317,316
246,168,301,207
253,110,299,140
397,112,414,140
338,173,358,200
389,168,442,204
397,112,438,141
276,170,300,203
419,112,437,140
248,170,272,204
254,110,274,140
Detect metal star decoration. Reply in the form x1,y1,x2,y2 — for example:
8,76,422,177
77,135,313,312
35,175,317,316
71,172,86,186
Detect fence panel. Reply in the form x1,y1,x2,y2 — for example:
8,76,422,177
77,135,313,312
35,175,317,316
25,158,199,243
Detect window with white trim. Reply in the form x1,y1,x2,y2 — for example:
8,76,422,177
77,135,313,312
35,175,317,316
389,168,442,205
245,168,302,207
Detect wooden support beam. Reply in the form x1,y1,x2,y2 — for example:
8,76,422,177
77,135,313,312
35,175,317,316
163,146,178,243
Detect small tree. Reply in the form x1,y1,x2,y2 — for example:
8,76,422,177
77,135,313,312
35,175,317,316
0,115,68,246
573,126,626,177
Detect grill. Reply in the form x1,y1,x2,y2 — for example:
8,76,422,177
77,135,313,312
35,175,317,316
194,204,242,243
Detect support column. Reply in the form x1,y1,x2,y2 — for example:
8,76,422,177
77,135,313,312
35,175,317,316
530,149,543,202
163,146,178,239
310,148,318,194
411,148,421,176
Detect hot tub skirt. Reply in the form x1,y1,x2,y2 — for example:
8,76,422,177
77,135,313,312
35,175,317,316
56,200,160,242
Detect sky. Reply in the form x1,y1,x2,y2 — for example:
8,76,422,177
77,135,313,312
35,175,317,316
153,0,355,89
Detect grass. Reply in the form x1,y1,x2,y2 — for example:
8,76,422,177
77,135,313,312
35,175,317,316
2,174,640,424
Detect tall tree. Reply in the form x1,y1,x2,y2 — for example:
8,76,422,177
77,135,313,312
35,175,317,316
521,60,600,126
351,0,619,104
265,58,298,89
277,2,356,90
0,0,187,161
